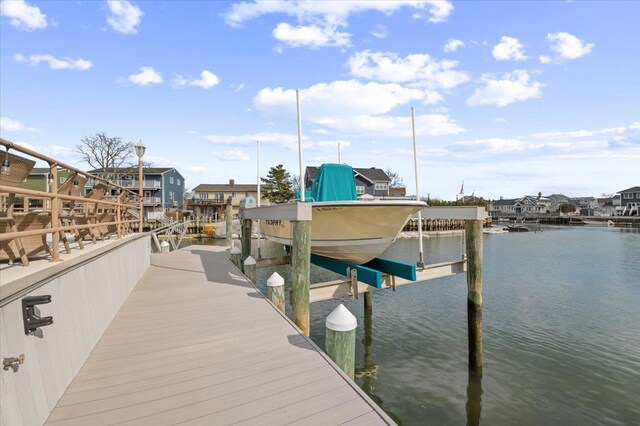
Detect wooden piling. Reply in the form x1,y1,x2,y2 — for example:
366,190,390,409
364,289,373,311
326,304,357,379
230,246,241,269
267,272,285,312
244,256,256,283
225,203,232,248
291,220,311,335
241,218,252,269
160,241,170,253
465,219,483,372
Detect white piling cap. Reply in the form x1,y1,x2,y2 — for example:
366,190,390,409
160,241,170,247
266,272,284,287
325,304,357,332
230,247,241,254
243,256,256,265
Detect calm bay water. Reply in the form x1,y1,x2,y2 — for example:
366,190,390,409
185,226,640,425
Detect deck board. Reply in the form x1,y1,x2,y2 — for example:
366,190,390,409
46,245,392,425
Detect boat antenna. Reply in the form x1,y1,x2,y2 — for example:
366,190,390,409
256,140,261,259
412,106,425,267
296,89,305,202
338,141,341,164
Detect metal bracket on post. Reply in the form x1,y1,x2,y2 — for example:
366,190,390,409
22,295,53,335
349,268,358,300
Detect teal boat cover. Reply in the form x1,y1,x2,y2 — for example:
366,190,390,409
309,163,357,202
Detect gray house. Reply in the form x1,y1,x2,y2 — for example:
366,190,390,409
305,166,391,197
88,167,185,219
618,186,639,216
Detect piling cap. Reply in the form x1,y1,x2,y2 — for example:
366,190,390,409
230,247,241,254
243,256,256,265
160,241,170,247
326,304,357,332
266,272,284,287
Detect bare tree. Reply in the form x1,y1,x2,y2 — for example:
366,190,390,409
385,168,404,188
75,133,134,173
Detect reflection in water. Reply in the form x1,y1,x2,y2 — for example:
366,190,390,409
466,370,483,426
355,301,402,424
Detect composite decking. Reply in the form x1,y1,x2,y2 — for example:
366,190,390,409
45,245,393,425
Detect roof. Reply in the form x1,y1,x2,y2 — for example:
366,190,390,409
305,165,389,183
493,198,517,206
88,167,175,175
618,186,640,193
193,183,260,192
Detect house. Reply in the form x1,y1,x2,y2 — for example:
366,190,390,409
491,198,517,216
189,179,269,219
618,186,640,216
304,166,391,197
87,167,185,219
491,193,551,216
20,167,71,209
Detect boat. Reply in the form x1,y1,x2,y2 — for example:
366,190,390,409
506,224,529,232
260,164,426,264
483,226,508,234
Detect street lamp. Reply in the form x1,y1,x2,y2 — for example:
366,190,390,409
134,140,146,232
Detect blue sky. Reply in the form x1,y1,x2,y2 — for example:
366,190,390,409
1,0,638,199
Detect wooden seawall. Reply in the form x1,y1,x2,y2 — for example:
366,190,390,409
45,246,393,425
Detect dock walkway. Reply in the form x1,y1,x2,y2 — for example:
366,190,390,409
45,245,392,425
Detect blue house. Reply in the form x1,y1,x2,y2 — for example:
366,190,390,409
87,167,185,219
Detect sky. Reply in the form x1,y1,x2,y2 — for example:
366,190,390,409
1,0,639,200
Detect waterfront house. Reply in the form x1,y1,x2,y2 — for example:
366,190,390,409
87,167,185,220
190,179,269,219
491,193,551,216
19,167,71,209
305,166,391,197
618,186,640,216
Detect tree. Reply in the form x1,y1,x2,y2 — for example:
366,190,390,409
261,165,294,203
560,203,576,213
385,168,404,188
75,133,133,173
290,174,301,191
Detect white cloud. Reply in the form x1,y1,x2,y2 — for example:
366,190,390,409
121,66,163,86
347,50,469,90
0,117,36,132
314,113,464,137
204,132,300,150
211,149,250,161
539,55,551,64
106,0,143,35
443,38,465,53
494,117,507,123
254,80,426,117
546,32,594,60
370,24,388,39
13,53,92,70
0,0,47,31
231,83,246,92
492,36,528,61
272,20,350,48
466,70,544,107
174,70,220,89
222,1,453,28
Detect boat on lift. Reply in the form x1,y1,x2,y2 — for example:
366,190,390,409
260,164,426,265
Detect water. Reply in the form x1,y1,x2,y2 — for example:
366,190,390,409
184,227,640,425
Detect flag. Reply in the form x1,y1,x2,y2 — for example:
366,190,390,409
458,181,464,195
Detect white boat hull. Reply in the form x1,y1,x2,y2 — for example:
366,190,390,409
260,201,425,264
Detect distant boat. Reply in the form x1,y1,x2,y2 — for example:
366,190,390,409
483,226,508,234
261,164,425,264
506,224,529,232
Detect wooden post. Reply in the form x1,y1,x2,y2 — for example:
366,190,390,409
364,288,373,311
267,272,285,312
326,304,357,379
160,241,170,253
244,256,256,283
465,219,483,372
230,246,241,269
241,218,252,269
116,189,122,239
291,220,311,335
225,203,232,248
49,164,62,262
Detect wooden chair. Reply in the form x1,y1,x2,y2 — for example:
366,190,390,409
58,172,88,249
0,153,51,265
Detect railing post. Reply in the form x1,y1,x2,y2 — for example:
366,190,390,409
241,218,252,269
226,200,232,249
465,219,484,372
49,164,61,262
291,219,311,335
230,246,241,269
243,256,256,283
116,189,122,239
267,272,285,312
326,304,357,379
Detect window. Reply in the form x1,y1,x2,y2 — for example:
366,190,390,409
374,183,388,191
356,186,365,195
169,192,174,200
198,192,208,199
232,192,237,197
245,192,250,197
60,177,66,184
169,177,174,184
177,178,181,185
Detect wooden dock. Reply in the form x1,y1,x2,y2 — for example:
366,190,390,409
44,245,393,425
